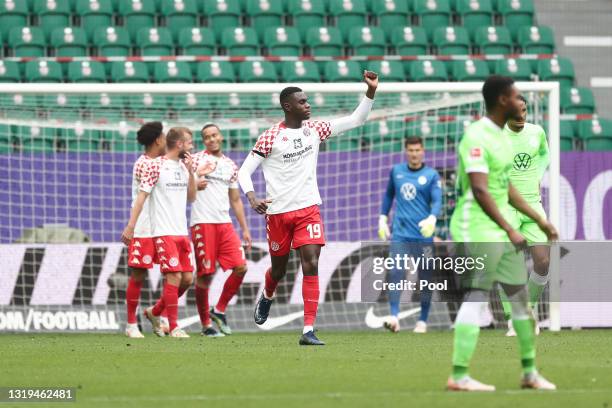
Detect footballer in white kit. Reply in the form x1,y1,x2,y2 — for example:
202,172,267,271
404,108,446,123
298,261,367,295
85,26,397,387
238,71,379,345
190,124,251,337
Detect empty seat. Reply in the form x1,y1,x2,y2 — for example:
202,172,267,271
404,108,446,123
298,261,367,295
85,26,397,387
561,87,595,115
328,0,368,39
245,0,284,38
578,118,612,151
110,61,150,82
25,60,63,82
306,27,344,56
135,27,174,56
8,27,47,57
537,57,575,89
74,0,114,38
497,0,534,37
264,26,302,56
390,26,428,55
177,27,216,56
117,0,157,40
455,0,494,35
202,0,242,40
413,0,452,38
432,26,470,55
410,60,448,81
367,60,405,81
0,0,29,38
559,120,575,151
451,59,490,81
473,26,513,54
348,26,387,55
0,60,22,82
50,27,88,57
32,0,71,38
153,61,193,82
196,61,236,82
17,125,57,153
92,26,131,56
517,25,555,54
494,57,532,80
287,0,326,39
63,127,101,152
280,60,320,82
238,61,278,82
324,60,362,82
160,0,199,41
370,0,410,39
221,27,259,56
67,61,107,82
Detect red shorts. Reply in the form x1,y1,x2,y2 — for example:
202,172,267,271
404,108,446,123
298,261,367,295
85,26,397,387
191,223,246,276
127,237,157,269
266,205,326,256
154,236,193,273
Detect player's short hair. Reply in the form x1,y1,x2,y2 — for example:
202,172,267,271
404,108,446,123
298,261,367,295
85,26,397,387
405,136,424,147
201,123,219,135
279,86,303,109
166,127,192,149
136,121,163,147
482,75,515,112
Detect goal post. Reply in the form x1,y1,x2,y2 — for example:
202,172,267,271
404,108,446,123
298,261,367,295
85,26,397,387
0,81,561,333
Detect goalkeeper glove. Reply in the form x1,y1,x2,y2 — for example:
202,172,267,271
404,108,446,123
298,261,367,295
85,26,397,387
418,215,437,238
378,215,390,241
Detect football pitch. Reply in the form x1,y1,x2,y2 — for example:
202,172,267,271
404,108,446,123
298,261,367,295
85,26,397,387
2,330,611,408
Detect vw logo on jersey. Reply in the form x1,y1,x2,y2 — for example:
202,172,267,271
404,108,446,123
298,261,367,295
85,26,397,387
293,138,303,149
418,175,427,185
513,153,532,170
400,182,417,201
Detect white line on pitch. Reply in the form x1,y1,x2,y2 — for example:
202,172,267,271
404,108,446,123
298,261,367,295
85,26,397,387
591,77,612,88
564,36,612,47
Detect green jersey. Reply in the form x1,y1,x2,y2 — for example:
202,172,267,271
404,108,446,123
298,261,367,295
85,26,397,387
450,117,514,242
505,122,550,203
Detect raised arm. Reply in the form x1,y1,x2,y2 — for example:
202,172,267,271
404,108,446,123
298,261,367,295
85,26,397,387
238,152,270,215
328,71,378,137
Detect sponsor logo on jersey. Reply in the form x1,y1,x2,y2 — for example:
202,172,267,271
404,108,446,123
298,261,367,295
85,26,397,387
400,182,417,201
470,147,482,158
513,153,532,170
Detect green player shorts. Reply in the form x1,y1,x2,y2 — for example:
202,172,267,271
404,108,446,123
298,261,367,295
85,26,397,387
509,202,549,246
457,242,528,290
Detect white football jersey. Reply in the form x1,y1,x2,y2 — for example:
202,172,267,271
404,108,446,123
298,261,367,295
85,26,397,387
252,120,332,214
190,151,239,225
139,156,190,237
131,154,154,238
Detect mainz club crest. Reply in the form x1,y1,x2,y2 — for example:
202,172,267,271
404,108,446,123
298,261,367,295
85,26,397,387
303,127,310,137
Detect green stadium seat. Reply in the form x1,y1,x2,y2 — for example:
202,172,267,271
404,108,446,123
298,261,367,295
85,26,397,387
0,1,28,38
517,25,555,54
104,130,141,152
473,26,513,54
74,0,114,38
221,27,259,56
177,27,216,56
160,0,199,41
25,60,63,82
367,60,405,81
326,130,362,151
413,0,452,38
455,0,493,35
390,26,428,55
264,27,302,56
8,27,47,57
170,93,210,118
110,61,150,82
50,27,88,57
63,128,101,152
451,59,490,81
407,120,447,151
324,60,362,82
0,124,13,153
328,0,368,39
348,26,387,56
280,60,320,82
245,0,284,38
126,93,169,111
135,27,174,56
92,26,132,56
537,57,575,89
410,60,448,81
306,27,344,56
287,0,326,40
238,61,278,82
578,118,612,151
0,60,21,82
153,61,192,82
370,0,410,39
559,120,575,151
363,119,405,152
497,0,534,37
256,92,282,111
202,0,242,40
494,57,532,80
561,87,595,115
196,61,236,82
117,0,157,40
32,0,71,39
16,125,57,153
432,26,471,55
67,61,107,82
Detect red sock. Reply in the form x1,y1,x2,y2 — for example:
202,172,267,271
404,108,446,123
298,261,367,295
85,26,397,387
163,283,179,332
302,275,320,327
216,272,245,313
178,285,188,298
264,268,278,298
152,296,164,316
195,285,210,327
126,277,143,324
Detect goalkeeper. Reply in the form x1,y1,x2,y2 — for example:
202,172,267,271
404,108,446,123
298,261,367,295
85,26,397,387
378,136,442,333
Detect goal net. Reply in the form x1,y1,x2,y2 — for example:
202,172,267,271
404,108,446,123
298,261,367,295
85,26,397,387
0,82,560,333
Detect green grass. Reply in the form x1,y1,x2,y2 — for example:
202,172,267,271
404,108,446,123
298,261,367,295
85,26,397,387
2,330,611,408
